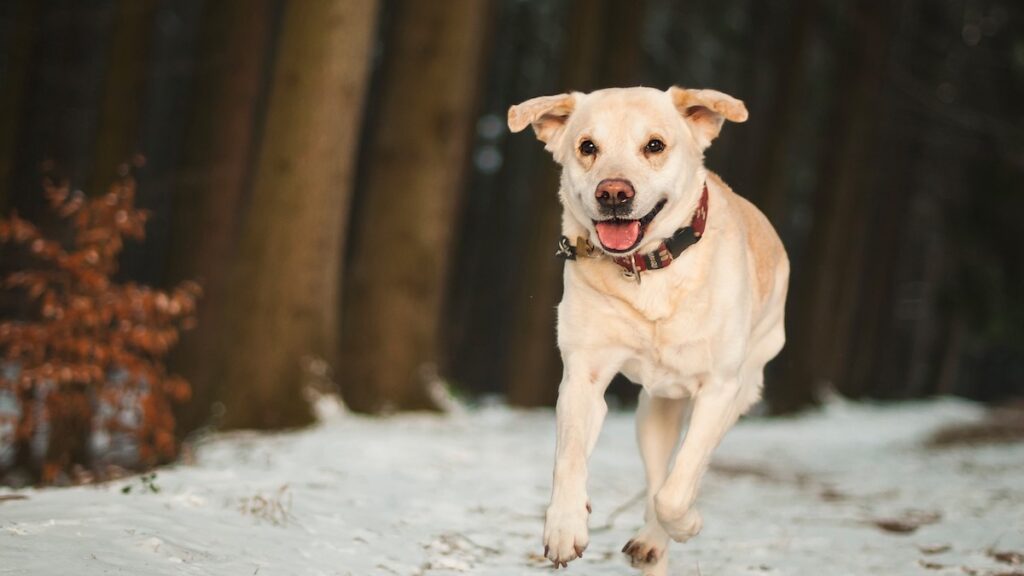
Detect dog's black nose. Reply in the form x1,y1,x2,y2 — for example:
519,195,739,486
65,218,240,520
595,179,635,209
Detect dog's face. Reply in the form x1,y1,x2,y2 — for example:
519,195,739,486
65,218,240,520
508,87,747,254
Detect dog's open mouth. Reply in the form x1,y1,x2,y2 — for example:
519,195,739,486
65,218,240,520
593,199,667,253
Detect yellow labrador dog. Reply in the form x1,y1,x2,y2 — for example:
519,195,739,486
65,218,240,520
508,87,789,575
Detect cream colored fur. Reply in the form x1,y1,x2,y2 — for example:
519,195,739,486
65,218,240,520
508,87,789,575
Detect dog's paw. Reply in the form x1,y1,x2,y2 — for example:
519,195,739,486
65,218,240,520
622,521,670,569
543,500,590,568
654,502,703,543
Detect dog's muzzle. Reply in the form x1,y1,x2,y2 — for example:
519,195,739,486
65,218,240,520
592,199,667,253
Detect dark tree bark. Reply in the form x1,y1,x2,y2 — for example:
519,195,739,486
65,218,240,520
165,0,277,433
0,0,38,210
87,0,156,195
216,0,378,429
748,0,818,225
118,0,205,287
8,1,114,221
843,2,929,400
338,0,489,413
779,0,895,411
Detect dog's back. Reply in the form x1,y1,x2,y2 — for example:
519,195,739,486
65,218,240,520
710,173,789,313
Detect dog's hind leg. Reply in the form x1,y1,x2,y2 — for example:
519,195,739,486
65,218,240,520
654,378,743,542
622,390,688,576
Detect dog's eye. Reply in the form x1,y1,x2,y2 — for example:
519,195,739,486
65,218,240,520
645,139,666,154
579,140,598,156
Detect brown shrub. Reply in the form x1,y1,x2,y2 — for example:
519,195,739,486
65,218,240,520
0,162,199,485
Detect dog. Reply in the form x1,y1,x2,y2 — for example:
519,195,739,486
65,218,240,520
507,87,789,575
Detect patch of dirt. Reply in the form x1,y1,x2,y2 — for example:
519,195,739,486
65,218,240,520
918,544,952,555
989,549,1024,566
819,486,848,502
928,404,1024,448
524,551,548,567
710,461,783,482
870,509,941,534
709,461,816,489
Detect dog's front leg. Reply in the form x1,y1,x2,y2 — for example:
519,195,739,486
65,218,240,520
654,378,741,542
543,357,614,568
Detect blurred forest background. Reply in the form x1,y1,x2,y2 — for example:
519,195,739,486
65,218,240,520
0,0,1022,481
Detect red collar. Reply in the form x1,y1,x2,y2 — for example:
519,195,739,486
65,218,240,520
555,183,709,281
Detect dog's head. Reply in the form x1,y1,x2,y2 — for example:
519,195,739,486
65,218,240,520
508,87,747,254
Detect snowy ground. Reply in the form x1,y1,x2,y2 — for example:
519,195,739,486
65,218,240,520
2,397,1023,576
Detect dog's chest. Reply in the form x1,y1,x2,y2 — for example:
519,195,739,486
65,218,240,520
622,347,709,398
620,305,713,399
567,257,719,397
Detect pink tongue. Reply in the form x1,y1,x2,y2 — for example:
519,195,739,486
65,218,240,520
595,220,641,251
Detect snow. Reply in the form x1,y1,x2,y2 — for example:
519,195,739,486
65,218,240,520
2,396,1023,575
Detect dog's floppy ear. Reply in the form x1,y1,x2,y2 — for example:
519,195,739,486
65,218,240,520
668,87,748,150
508,93,578,152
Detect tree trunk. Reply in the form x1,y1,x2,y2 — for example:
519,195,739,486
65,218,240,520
165,0,276,433
8,2,112,222
217,0,378,429
0,0,38,210
338,0,488,413
778,0,893,411
844,3,922,399
748,0,817,224
818,2,896,400
88,0,156,195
